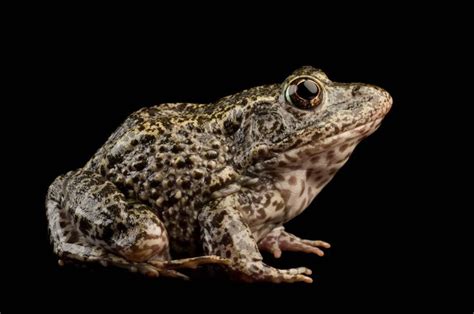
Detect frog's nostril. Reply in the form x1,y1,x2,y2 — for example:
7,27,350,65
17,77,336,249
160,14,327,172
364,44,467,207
351,86,362,97
363,85,393,106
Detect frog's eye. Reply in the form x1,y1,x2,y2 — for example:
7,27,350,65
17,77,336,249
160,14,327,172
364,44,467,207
285,77,322,109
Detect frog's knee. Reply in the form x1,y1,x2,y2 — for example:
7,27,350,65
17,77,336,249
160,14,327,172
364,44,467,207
114,210,170,263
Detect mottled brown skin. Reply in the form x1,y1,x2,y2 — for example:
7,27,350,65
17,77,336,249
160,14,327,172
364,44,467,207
46,66,392,283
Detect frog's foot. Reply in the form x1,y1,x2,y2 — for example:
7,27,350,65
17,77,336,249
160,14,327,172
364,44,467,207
258,226,331,258
55,242,190,280
149,255,231,270
231,261,313,284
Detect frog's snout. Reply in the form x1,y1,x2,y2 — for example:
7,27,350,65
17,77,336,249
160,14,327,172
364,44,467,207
353,84,393,117
373,85,392,108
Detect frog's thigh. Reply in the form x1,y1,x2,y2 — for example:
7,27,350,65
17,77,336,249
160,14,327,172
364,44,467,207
48,190,157,276
198,194,313,283
46,170,171,264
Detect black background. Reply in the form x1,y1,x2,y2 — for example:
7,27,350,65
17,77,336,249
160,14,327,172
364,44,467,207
4,5,454,312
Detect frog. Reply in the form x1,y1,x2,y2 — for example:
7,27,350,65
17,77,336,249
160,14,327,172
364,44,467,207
46,66,392,283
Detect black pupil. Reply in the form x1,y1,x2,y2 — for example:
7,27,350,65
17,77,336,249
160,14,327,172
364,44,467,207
296,80,319,100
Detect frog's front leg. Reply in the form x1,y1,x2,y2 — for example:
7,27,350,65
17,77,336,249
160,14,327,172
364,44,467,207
199,194,313,283
258,226,331,258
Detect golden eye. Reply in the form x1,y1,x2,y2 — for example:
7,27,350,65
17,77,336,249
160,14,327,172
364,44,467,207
285,77,323,109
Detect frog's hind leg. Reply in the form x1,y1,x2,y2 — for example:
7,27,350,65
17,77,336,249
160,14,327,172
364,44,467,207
45,170,190,279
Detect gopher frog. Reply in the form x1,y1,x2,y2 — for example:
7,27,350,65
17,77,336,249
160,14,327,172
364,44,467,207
46,66,392,283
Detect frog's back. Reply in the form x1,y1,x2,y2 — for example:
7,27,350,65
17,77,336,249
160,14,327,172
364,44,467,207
85,103,211,174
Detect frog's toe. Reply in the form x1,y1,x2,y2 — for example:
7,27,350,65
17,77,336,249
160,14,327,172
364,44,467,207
285,266,313,276
137,263,190,280
158,269,190,280
284,242,325,256
136,263,160,277
301,240,331,249
258,237,283,258
280,274,313,284
267,267,313,283
298,240,331,256
231,261,314,284
279,238,331,257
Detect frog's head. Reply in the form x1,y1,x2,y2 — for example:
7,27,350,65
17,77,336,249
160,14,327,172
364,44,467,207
223,66,392,173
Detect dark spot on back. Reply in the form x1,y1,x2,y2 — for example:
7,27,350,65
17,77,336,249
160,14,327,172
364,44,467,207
132,161,147,171
180,179,191,189
78,218,92,234
68,230,79,243
140,134,156,145
116,222,127,233
206,150,219,159
108,154,124,168
107,204,121,216
176,158,186,168
211,211,226,227
102,226,114,242
221,233,232,246
171,144,183,153
193,170,204,180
